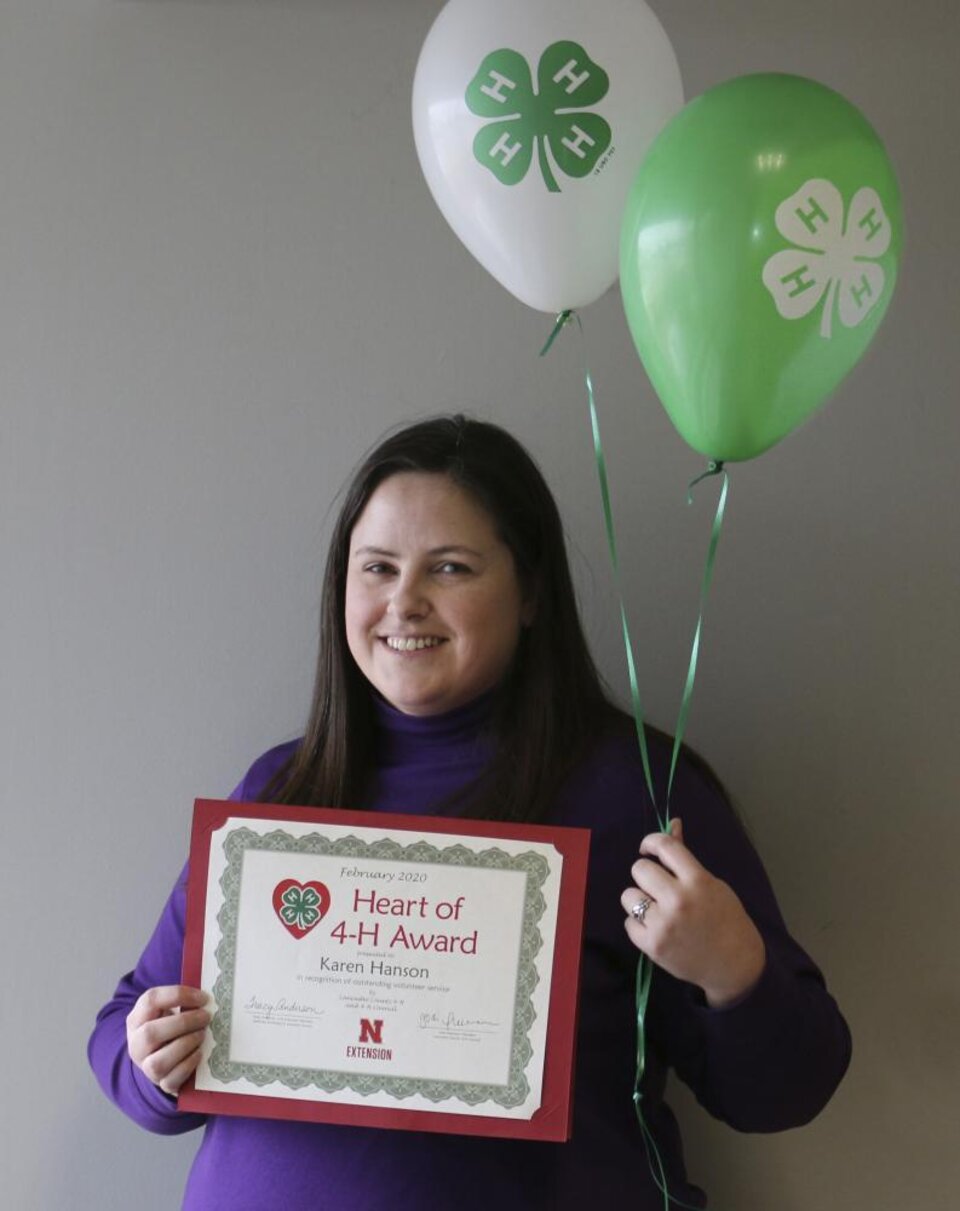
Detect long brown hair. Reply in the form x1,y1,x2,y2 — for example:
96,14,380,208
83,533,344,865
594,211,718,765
263,415,619,822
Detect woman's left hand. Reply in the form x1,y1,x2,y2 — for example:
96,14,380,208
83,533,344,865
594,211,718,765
621,819,767,1008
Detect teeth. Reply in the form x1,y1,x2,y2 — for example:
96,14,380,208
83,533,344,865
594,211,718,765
386,636,442,652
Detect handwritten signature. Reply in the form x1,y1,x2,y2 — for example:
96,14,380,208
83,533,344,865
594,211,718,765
244,995,324,1019
417,1011,499,1031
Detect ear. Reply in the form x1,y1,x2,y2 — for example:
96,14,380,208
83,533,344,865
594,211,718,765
520,593,537,628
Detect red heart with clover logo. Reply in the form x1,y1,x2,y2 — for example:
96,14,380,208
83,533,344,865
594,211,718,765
272,879,331,940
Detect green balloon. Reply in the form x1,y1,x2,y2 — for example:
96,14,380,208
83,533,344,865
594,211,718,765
620,74,903,462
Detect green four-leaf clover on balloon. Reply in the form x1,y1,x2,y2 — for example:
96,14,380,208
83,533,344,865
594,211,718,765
465,42,612,193
279,885,322,931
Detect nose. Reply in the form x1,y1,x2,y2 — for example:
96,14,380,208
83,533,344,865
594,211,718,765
388,571,430,620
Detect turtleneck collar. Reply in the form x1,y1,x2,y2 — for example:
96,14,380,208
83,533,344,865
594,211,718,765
372,690,496,757
364,692,497,815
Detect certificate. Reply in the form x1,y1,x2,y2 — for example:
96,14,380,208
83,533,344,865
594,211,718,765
179,799,590,1141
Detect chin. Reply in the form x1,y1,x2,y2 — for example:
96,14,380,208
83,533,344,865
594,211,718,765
388,691,462,718
393,700,448,718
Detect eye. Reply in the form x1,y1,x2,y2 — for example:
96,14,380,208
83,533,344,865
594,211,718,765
363,562,396,576
435,561,471,575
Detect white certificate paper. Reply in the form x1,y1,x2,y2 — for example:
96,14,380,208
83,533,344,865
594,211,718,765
181,801,590,1140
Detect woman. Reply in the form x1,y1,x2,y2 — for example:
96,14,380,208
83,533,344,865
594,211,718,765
89,415,850,1209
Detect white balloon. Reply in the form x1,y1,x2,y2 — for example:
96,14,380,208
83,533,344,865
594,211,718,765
412,0,683,313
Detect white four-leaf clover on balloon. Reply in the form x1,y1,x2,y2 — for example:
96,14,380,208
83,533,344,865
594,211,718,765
762,179,892,339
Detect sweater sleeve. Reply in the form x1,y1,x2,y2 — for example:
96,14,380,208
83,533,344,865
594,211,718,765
87,864,206,1134
87,742,299,1134
645,754,852,1132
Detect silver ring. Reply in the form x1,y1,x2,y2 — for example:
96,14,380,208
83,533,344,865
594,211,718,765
630,897,652,923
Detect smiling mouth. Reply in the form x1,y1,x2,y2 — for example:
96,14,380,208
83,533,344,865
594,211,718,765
383,636,446,652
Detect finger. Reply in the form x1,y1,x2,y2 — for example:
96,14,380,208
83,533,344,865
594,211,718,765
158,1043,205,1097
623,915,657,955
127,985,208,1029
639,830,703,880
670,817,683,842
620,888,654,919
129,1008,210,1061
623,898,654,929
140,1028,206,1089
629,857,677,904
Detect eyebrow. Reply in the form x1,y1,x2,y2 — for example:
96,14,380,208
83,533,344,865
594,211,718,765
352,545,485,559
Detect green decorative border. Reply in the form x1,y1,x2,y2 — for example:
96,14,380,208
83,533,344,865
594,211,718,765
208,826,552,1109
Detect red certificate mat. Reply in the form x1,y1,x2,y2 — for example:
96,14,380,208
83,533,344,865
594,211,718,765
180,799,590,1141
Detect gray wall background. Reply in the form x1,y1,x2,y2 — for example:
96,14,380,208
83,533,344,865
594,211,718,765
2,1,957,1207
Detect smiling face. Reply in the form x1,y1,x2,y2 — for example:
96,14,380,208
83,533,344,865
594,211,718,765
345,472,533,717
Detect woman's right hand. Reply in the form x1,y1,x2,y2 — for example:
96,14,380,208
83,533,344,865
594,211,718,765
126,985,211,1096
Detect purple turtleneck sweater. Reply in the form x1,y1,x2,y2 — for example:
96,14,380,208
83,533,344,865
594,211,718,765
89,696,850,1209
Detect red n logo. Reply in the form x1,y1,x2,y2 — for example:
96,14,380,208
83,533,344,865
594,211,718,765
359,1018,384,1044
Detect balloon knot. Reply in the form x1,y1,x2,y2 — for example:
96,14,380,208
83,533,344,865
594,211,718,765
539,309,575,357
687,460,726,503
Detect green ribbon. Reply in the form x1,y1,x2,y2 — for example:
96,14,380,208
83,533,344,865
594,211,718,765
541,311,730,1210
667,461,728,808
539,309,573,357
